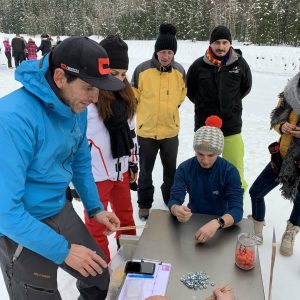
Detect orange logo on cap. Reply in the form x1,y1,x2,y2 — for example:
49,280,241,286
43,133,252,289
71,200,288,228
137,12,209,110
98,58,110,75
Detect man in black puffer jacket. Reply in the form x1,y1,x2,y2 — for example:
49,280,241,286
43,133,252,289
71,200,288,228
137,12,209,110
186,25,252,193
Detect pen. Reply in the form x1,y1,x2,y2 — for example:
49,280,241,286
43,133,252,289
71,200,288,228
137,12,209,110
127,274,154,279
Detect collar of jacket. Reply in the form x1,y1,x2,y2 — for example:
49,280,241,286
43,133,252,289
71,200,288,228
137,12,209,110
151,53,174,72
203,47,239,67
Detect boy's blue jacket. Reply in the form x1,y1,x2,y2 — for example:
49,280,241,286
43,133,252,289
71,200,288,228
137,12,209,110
0,56,103,264
168,156,243,223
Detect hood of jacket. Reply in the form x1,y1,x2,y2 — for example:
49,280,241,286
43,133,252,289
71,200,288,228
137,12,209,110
284,72,300,116
15,54,74,119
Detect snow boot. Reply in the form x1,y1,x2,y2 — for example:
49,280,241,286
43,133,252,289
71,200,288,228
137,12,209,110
280,221,300,257
247,215,264,242
138,208,150,220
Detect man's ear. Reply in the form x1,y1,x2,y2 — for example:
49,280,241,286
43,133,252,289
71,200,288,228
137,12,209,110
53,68,66,88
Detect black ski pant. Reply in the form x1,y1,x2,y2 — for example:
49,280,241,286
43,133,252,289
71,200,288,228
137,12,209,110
137,135,179,208
0,201,109,300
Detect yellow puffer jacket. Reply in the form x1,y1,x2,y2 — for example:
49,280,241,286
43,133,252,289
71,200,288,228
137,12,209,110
131,55,187,140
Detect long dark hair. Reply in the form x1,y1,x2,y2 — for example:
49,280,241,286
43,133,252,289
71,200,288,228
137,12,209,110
96,77,136,120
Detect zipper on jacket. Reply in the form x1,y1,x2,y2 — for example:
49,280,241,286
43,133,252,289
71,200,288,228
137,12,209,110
62,147,73,175
214,68,221,115
115,158,121,180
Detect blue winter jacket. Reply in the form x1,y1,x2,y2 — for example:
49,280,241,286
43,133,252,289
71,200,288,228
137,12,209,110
168,156,243,223
0,56,104,264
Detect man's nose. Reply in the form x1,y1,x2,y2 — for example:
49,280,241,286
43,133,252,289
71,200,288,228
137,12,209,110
202,157,209,164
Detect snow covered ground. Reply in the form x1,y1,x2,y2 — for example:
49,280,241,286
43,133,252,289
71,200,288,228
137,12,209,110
1,34,300,299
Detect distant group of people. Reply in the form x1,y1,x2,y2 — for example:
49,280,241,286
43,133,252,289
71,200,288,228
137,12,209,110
1,33,62,69
0,21,299,300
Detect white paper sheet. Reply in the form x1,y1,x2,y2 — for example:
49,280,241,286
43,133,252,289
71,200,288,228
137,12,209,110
118,260,171,300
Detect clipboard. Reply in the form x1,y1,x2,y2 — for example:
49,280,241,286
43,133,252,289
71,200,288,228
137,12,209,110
117,259,171,300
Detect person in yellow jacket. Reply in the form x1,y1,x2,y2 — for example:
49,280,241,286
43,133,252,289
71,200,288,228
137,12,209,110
131,23,187,220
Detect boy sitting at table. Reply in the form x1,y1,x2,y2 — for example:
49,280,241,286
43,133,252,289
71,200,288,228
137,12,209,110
168,116,243,243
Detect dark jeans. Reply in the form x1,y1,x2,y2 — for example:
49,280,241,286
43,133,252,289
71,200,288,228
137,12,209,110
137,135,179,208
0,201,109,300
249,162,300,226
5,52,12,68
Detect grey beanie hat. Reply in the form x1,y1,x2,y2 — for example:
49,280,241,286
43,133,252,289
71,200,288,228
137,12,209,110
193,116,224,155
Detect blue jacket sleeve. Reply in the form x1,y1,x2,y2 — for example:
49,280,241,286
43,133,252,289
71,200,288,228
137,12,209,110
71,113,104,217
168,163,188,210
0,115,69,264
224,165,244,223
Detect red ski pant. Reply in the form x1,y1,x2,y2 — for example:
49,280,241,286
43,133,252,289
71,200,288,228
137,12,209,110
84,172,136,262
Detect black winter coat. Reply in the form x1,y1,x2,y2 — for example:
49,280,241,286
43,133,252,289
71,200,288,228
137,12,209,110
11,37,25,53
38,39,52,56
186,48,252,136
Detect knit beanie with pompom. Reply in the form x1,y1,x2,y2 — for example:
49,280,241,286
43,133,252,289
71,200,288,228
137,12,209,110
155,23,177,54
193,115,224,155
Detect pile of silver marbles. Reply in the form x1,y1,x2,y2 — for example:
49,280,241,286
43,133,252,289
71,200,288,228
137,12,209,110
180,271,215,290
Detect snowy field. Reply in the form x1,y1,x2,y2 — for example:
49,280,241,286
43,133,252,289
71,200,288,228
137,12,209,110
1,33,300,299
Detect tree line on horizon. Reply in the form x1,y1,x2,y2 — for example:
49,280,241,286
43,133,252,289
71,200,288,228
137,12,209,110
0,0,299,46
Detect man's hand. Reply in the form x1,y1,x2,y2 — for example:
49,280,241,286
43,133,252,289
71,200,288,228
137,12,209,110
65,244,107,277
129,169,138,183
94,211,120,235
195,219,219,243
171,205,192,223
213,287,235,300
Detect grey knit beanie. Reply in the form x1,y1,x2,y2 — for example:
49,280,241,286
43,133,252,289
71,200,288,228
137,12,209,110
193,116,224,155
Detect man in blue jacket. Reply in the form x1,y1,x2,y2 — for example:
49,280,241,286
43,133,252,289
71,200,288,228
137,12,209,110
168,116,243,243
0,37,124,300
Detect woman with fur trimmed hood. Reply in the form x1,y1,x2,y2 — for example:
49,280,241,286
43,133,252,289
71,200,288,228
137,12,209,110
249,72,300,256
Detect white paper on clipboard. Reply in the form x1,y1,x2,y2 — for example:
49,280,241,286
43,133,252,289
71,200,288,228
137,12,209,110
117,260,171,300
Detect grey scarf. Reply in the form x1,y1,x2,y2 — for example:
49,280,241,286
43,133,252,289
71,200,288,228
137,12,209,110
270,72,300,201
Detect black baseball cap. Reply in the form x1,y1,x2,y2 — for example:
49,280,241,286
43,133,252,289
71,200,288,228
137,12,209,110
51,36,124,91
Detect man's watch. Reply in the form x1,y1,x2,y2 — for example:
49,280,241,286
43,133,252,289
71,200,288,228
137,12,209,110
216,217,225,229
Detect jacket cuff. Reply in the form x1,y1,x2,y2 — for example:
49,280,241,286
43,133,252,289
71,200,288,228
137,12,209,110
167,199,181,211
87,207,102,218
